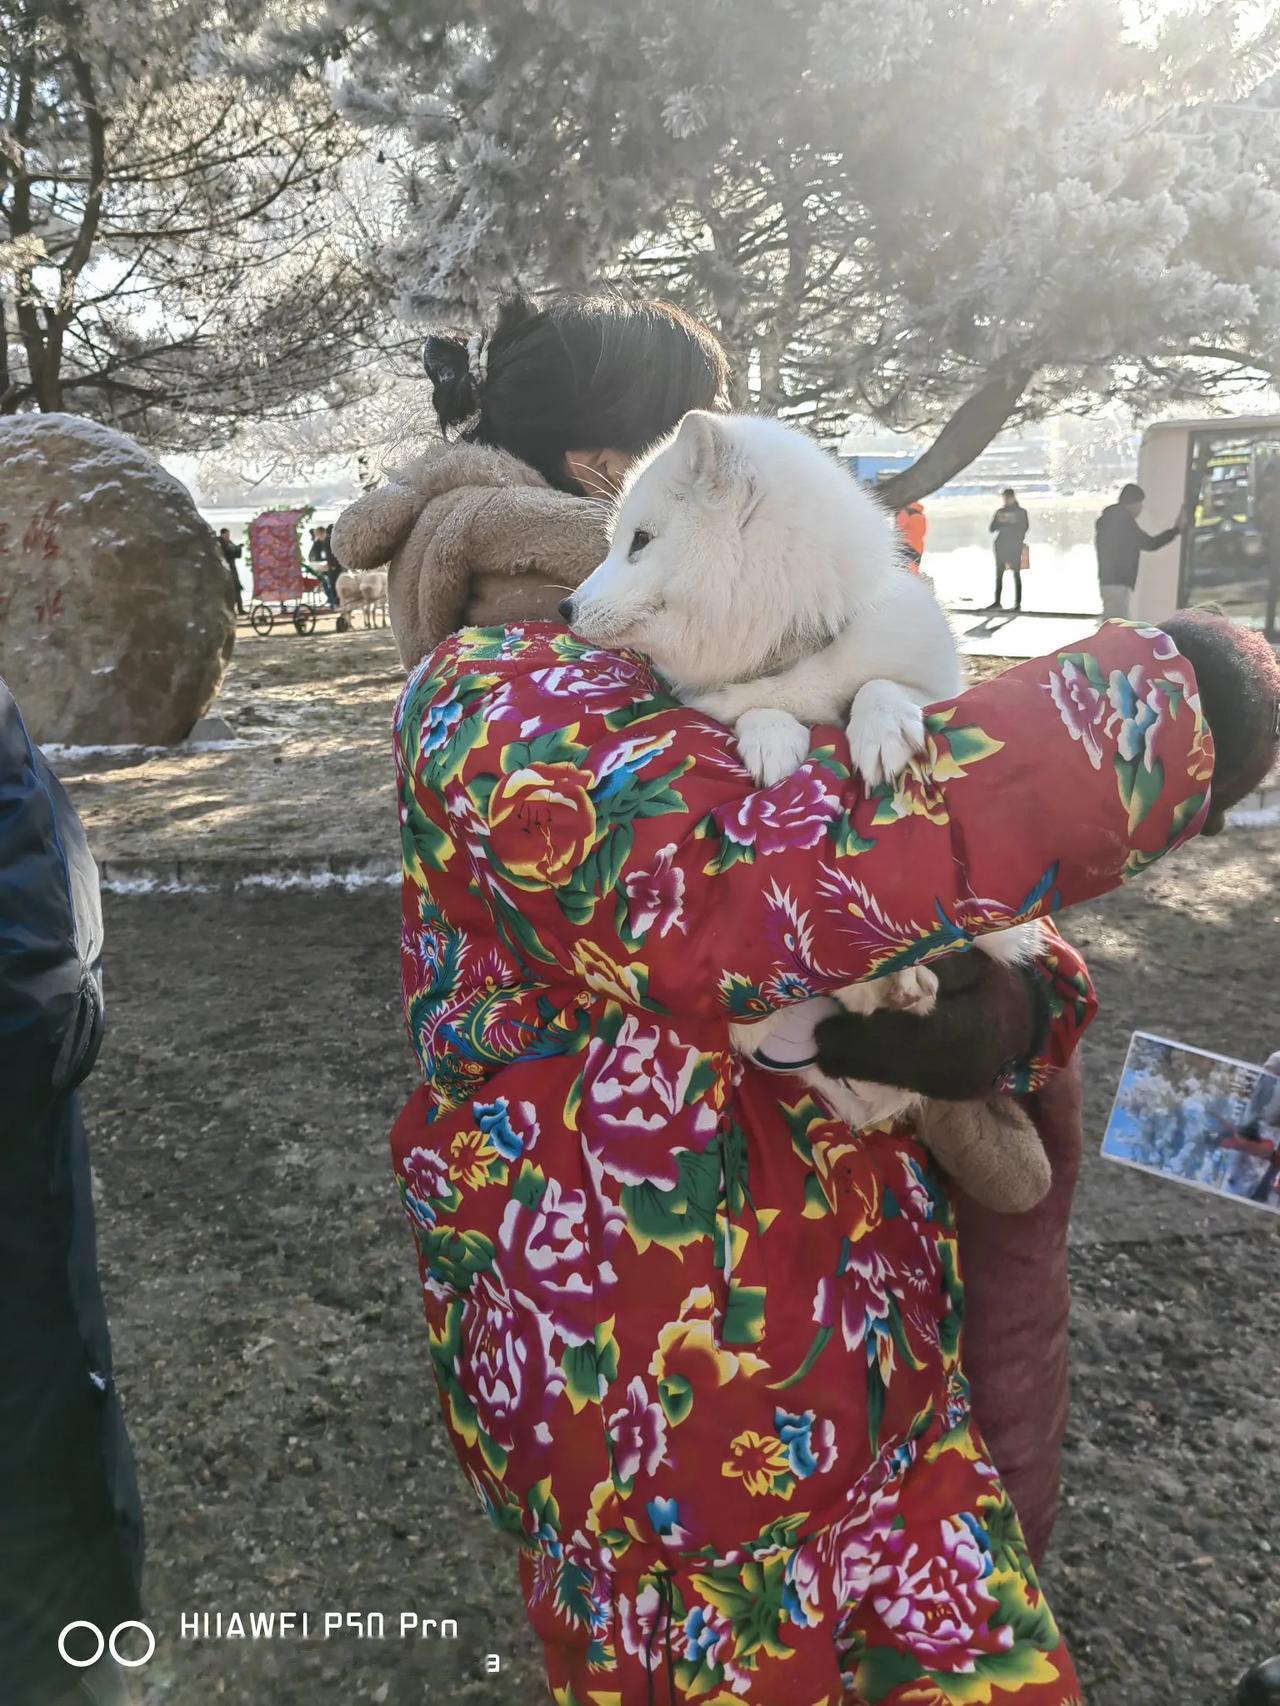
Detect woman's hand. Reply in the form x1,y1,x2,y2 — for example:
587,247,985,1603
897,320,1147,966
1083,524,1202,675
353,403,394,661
813,953,1048,1100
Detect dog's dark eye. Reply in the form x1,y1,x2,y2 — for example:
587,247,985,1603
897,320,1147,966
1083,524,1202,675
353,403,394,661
629,529,652,556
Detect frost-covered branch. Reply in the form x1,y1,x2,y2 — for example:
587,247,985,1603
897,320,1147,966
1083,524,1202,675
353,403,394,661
298,0,1280,484
0,0,393,444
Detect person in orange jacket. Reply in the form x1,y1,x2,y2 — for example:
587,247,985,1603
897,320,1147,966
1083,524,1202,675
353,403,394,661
895,498,927,570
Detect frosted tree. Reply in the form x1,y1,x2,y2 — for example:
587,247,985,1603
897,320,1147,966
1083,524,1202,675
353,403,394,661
193,361,432,496
1045,410,1140,493
303,0,1280,501
189,160,429,488
0,0,392,449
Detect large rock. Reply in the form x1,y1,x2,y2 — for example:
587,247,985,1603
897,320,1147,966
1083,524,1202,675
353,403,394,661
0,413,235,745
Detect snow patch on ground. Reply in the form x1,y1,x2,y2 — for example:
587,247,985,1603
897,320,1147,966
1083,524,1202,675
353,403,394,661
1226,801,1280,829
43,739,250,759
101,875,211,896
103,867,398,896
44,742,160,760
235,868,399,892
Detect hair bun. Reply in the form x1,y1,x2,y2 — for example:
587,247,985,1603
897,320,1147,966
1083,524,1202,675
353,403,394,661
423,332,477,432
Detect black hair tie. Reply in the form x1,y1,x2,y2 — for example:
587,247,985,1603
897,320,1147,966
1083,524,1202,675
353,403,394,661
423,333,465,386
423,332,477,434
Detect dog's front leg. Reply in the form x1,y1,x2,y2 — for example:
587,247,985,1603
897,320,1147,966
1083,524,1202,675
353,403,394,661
734,709,811,786
845,679,931,788
687,680,771,726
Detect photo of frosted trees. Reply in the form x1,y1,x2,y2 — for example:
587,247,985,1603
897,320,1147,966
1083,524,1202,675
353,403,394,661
1102,1032,1280,1214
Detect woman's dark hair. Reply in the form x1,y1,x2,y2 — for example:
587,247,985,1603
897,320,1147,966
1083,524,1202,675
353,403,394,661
422,294,729,493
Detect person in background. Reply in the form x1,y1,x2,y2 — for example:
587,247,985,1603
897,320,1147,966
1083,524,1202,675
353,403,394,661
320,524,345,609
894,497,927,571
309,525,340,610
989,486,1030,610
217,527,245,617
1095,481,1184,620
1,682,144,1706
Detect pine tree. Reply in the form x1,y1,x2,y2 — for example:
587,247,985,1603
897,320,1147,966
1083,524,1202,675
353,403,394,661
308,0,1280,499
1,0,392,448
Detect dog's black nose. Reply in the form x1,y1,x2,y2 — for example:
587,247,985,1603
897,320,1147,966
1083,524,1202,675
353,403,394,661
557,598,574,622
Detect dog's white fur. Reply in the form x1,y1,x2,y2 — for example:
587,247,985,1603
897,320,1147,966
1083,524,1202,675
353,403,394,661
568,411,1042,1129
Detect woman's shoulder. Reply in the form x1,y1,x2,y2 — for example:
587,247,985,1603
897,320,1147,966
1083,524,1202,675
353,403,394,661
388,439,552,507
333,441,538,568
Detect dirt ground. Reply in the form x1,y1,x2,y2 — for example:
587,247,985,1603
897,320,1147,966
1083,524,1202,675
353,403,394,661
60,623,1280,1704
53,621,406,883
84,848,1280,1706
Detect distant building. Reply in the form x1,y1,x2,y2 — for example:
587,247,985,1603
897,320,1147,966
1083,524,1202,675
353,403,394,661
842,417,1138,498
844,452,915,487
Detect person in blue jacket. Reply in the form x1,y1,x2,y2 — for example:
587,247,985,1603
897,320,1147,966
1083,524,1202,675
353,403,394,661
0,682,144,1705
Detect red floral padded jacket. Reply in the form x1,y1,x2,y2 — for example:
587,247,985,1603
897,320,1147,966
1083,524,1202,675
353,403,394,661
387,621,1212,1704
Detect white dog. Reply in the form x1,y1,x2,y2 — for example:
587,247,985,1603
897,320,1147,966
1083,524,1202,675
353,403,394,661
564,411,1043,1141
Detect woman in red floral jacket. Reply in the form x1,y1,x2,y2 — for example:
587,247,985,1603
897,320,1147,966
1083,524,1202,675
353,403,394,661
347,292,1125,1564
390,590,1277,1702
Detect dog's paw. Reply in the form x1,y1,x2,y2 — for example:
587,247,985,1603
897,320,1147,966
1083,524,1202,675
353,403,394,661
846,681,927,787
832,981,879,1017
735,709,811,787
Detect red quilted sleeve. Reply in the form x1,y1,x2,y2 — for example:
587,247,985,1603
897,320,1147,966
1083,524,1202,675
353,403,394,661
398,624,1213,1026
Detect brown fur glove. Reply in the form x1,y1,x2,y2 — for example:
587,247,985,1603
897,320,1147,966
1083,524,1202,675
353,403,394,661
814,955,1054,1212
813,953,1048,1100
1159,611,1280,835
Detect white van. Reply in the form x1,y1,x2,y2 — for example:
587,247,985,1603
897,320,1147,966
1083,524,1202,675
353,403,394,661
1133,415,1280,636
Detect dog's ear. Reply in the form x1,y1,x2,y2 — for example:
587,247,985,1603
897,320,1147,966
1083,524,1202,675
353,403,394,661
675,412,751,510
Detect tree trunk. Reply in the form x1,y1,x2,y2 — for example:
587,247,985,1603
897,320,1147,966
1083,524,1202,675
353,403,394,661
0,299,10,409
876,366,1036,509
756,326,784,413
713,320,752,410
35,348,65,412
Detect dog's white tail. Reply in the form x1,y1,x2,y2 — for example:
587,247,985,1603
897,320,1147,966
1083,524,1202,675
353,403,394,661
974,919,1044,966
